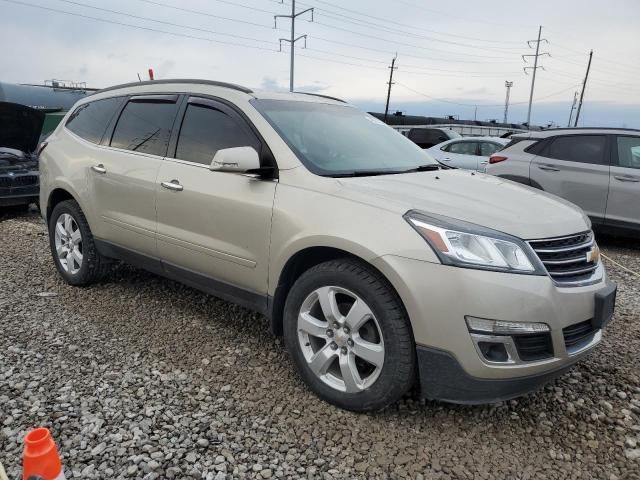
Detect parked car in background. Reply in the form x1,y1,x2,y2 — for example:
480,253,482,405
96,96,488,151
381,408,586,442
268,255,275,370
487,128,640,237
40,80,615,411
405,126,461,149
0,102,44,208
426,136,509,171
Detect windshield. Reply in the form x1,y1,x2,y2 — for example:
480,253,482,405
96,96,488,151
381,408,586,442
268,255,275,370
251,99,438,176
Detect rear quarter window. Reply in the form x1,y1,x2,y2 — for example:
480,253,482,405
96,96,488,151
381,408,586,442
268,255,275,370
65,97,123,144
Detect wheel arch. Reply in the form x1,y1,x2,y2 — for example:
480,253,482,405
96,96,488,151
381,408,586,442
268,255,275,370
268,246,410,338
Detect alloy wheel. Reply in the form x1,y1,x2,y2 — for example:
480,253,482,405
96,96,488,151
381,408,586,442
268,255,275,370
54,213,83,274
297,286,385,393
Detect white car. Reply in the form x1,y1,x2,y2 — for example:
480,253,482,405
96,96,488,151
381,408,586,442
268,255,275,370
426,137,509,171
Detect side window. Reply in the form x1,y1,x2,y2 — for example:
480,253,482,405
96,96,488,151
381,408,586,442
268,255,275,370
110,99,178,156
448,142,477,155
175,103,257,165
480,142,502,156
616,136,640,170
545,135,607,165
65,97,123,144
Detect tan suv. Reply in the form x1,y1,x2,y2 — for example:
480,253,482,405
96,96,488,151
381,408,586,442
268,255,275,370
40,79,616,411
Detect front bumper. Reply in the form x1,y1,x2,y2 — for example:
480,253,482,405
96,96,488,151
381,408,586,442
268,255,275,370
0,171,39,206
416,345,580,404
371,255,614,402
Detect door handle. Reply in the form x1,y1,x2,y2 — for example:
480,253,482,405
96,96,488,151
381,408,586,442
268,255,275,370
91,164,107,174
538,164,560,172
614,175,640,182
161,180,184,191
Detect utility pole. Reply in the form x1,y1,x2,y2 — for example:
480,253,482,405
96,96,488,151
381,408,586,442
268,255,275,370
503,81,513,123
384,53,398,122
523,26,549,128
574,50,593,127
275,0,314,92
567,90,579,127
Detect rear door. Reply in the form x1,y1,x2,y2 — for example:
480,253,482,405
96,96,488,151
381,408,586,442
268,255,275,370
89,94,180,256
529,135,610,223
605,135,640,230
440,140,480,170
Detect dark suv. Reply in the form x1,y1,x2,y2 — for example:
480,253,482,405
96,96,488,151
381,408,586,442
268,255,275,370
0,102,44,208
486,128,640,236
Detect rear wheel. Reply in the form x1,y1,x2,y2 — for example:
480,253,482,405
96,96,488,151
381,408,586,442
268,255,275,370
283,258,415,411
48,200,111,285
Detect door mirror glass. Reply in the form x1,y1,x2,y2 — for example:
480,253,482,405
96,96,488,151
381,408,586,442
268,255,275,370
210,146,260,173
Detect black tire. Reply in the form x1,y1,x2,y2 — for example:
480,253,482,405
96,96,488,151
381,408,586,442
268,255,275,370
48,199,111,286
283,258,416,412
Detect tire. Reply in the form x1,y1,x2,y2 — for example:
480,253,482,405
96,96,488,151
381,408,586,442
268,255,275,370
48,199,111,286
283,258,416,411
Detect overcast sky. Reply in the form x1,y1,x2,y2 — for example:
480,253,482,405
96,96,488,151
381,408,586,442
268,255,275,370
2,0,639,127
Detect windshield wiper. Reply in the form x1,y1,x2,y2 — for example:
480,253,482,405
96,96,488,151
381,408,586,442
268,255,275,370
333,169,409,178
403,164,441,173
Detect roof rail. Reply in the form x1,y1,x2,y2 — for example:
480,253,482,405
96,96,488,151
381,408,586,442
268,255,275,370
93,79,253,95
294,92,346,103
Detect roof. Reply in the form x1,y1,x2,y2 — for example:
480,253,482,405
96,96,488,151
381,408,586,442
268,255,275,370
91,79,347,105
513,127,640,139
439,136,510,143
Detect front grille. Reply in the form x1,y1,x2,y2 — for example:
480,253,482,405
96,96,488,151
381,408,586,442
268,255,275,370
12,175,38,186
513,333,553,361
528,232,598,285
0,177,11,188
563,320,597,352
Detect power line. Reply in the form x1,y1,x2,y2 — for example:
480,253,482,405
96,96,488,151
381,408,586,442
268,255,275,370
292,0,524,52
54,0,278,45
2,0,279,51
309,0,528,37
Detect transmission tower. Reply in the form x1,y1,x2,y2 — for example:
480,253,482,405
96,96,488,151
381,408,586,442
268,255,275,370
523,26,550,127
275,0,314,92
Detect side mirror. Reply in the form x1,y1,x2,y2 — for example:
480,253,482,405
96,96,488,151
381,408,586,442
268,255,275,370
210,146,260,173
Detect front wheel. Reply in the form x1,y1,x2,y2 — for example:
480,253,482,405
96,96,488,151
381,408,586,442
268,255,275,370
283,259,416,411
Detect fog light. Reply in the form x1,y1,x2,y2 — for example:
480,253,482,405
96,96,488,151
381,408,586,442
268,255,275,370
466,316,549,335
478,341,509,362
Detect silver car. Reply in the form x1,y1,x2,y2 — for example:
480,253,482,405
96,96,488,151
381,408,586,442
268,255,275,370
426,136,509,171
486,128,640,236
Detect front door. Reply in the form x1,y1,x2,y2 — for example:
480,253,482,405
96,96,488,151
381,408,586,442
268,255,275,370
529,134,610,223
606,135,640,229
89,95,180,256
156,96,276,297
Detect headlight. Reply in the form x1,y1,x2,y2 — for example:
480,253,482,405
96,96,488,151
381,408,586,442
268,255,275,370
404,211,544,274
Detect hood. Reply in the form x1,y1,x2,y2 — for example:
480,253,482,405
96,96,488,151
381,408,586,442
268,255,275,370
338,170,589,239
0,102,45,153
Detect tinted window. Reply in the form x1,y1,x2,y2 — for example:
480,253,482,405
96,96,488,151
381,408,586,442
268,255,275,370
408,128,448,148
175,104,256,165
447,141,477,155
65,97,122,144
480,142,503,156
524,139,547,154
546,135,607,165
616,136,640,170
110,100,178,156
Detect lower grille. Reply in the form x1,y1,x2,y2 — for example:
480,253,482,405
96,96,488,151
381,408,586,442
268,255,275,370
528,232,599,286
513,333,553,361
563,320,597,352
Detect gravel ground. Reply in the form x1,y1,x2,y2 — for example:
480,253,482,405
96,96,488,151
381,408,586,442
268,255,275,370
1,211,639,480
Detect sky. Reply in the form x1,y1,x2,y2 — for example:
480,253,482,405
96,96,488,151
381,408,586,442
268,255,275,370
1,0,639,127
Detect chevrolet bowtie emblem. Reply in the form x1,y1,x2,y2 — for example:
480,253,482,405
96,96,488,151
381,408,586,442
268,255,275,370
587,245,600,264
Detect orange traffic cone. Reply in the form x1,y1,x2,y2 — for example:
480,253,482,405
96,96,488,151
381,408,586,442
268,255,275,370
22,428,65,480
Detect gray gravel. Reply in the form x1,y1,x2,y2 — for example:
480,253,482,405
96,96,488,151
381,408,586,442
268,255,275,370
1,211,639,479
